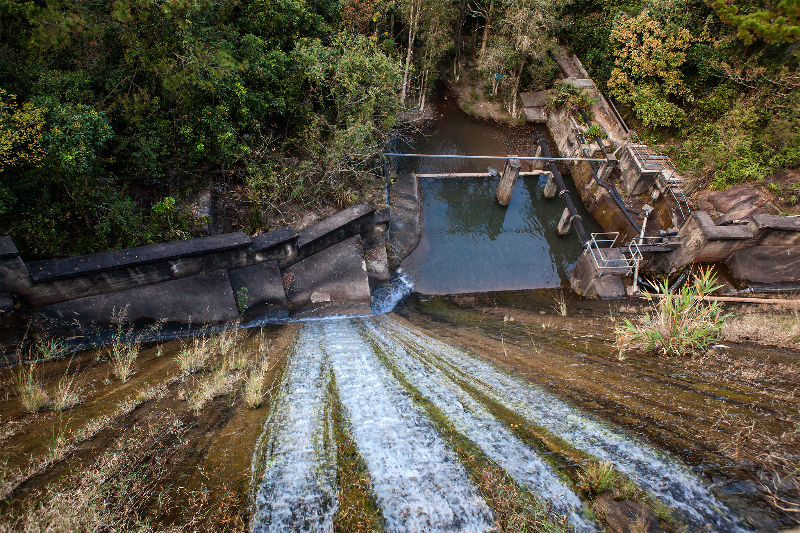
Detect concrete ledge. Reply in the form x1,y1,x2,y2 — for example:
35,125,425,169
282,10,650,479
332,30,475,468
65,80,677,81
40,269,239,325
284,235,371,317
390,174,421,267
29,232,252,282
0,237,20,260
570,251,628,299
297,203,375,250
252,226,298,267
728,246,800,284
228,262,288,321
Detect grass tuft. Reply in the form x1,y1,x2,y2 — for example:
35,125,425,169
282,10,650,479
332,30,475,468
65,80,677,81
577,460,618,496
13,363,49,413
616,268,732,356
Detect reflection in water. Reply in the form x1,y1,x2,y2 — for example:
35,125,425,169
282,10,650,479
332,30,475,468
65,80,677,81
396,93,599,295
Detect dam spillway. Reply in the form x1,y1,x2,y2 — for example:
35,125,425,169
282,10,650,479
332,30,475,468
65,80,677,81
251,315,749,533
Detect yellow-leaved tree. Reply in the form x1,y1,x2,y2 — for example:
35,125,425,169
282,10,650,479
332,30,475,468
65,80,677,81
607,11,693,129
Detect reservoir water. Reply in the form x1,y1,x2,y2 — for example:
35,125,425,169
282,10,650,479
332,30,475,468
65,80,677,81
393,92,599,294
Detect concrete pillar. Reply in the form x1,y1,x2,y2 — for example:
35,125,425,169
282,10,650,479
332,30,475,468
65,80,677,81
531,144,543,171
598,160,614,182
543,174,558,199
496,158,521,206
557,207,572,237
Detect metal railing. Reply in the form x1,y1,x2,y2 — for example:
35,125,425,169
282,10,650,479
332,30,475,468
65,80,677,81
627,144,692,224
587,232,642,274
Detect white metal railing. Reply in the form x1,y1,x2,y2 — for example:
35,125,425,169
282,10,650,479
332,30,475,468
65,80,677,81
587,232,642,274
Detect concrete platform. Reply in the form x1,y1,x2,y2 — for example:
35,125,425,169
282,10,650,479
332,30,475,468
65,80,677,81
228,261,289,321
284,235,372,317
523,107,548,123
297,202,375,250
40,269,240,325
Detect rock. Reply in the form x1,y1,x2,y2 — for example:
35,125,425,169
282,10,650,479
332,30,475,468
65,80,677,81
594,492,666,533
727,245,800,285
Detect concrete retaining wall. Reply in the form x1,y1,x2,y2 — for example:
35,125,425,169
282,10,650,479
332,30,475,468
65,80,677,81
0,202,388,325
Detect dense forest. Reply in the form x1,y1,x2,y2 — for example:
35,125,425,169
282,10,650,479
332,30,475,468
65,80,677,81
0,0,798,259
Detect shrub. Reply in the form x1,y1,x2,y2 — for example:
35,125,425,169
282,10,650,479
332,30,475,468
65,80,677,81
617,269,733,357
547,81,597,113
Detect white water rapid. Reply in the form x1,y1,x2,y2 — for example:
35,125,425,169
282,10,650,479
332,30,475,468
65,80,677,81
252,315,751,533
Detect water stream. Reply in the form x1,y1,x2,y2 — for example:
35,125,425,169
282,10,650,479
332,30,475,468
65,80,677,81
252,316,753,532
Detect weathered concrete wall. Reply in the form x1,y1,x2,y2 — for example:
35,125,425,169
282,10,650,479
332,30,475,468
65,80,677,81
0,202,388,324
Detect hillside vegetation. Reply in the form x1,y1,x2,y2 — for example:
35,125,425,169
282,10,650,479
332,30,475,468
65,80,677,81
1,0,798,258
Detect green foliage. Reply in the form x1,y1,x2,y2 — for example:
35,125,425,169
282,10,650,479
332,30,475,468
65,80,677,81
547,81,598,112
617,269,733,357
607,11,694,128
712,0,800,45
236,287,250,315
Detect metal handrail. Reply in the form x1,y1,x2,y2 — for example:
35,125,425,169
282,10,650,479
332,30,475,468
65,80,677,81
587,232,640,274
627,144,692,223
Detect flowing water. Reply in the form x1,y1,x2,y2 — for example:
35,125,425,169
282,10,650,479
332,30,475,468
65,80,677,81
251,316,754,532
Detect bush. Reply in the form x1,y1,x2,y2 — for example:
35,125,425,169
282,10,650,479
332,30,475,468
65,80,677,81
617,269,733,356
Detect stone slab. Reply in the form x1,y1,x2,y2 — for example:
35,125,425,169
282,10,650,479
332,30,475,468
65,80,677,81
523,107,548,123
284,235,371,317
40,269,239,325
0,255,32,293
520,91,548,108
28,232,252,282
297,202,375,249
0,237,19,259
389,174,421,268
728,246,800,284
228,262,289,321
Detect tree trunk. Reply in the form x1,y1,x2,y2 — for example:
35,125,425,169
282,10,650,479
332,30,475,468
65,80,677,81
400,0,420,107
510,60,524,118
480,0,493,57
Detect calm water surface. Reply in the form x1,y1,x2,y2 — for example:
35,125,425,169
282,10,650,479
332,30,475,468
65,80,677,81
396,94,599,294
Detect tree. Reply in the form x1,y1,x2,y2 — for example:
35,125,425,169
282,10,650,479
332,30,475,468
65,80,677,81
607,11,693,128
712,0,800,45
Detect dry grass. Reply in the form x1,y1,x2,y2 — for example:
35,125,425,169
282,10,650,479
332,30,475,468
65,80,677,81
243,360,269,409
177,332,216,375
0,412,188,533
186,368,236,413
12,363,48,413
722,310,800,348
51,372,83,412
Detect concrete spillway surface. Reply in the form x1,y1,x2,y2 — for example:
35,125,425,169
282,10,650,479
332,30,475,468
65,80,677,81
252,317,751,533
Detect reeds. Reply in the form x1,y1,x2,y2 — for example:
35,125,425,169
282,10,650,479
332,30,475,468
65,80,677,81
617,268,732,356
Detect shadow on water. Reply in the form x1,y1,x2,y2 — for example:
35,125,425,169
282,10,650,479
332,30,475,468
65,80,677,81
395,92,599,294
